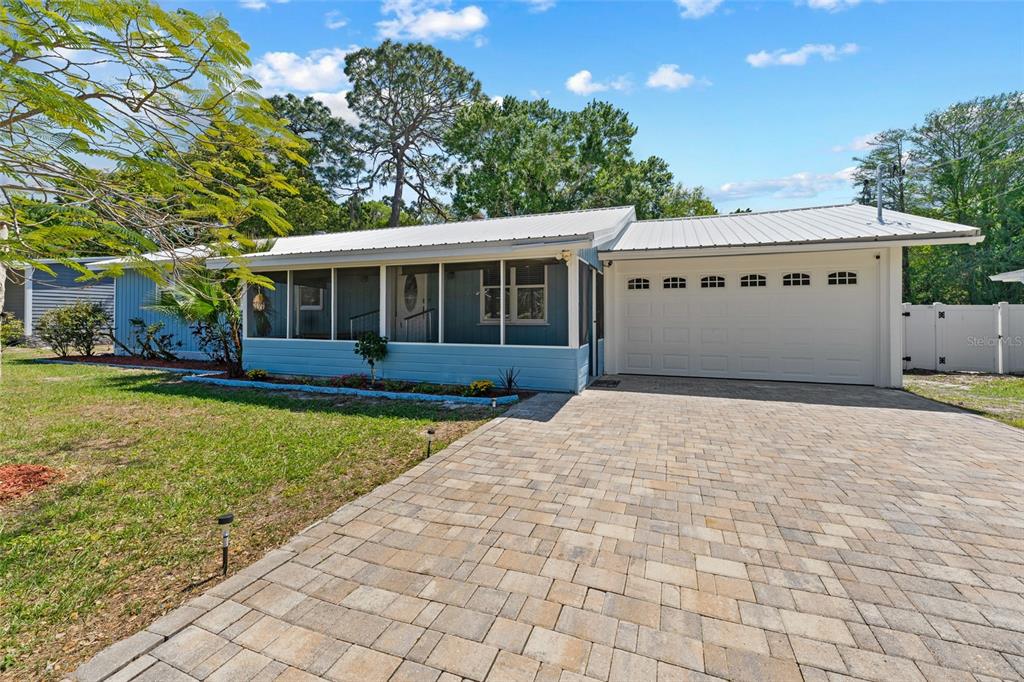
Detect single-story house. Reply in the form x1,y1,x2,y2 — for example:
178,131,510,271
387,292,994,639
2,259,115,336
105,203,982,392
990,268,1024,284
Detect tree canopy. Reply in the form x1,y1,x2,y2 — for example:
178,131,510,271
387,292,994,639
852,92,1023,304
344,40,483,227
444,97,715,220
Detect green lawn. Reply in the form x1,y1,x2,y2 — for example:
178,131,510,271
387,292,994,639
0,348,496,679
904,372,1024,429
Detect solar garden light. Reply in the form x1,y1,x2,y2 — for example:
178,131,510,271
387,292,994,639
217,513,234,576
426,428,435,457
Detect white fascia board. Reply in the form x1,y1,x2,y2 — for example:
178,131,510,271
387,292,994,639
211,236,595,271
599,234,983,261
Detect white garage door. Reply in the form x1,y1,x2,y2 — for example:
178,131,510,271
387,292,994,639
616,252,879,385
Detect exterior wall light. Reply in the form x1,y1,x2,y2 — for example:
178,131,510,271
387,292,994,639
558,249,573,265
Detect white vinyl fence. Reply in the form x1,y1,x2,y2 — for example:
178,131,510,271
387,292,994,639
903,302,1024,374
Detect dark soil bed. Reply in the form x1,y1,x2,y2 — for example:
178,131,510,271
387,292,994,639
209,371,532,400
49,354,225,371
0,464,62,503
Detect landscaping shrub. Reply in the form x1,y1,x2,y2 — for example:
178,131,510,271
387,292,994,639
35,302,111,357
467,379,494,397
0,313,25,347
498,367,521,395
354,331,388,383
380,379,410,392
245,368,269,380
123,319,181,361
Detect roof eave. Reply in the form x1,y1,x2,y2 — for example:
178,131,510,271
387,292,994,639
599,232,984,260
208,233,596,269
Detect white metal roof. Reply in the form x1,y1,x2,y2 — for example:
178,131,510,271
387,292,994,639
990,268,1024,283
240,205,634,260
604,203,983,254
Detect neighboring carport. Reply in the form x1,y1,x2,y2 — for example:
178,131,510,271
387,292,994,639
599,204,983,388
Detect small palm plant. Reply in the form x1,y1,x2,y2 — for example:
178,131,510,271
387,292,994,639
354,331,388,384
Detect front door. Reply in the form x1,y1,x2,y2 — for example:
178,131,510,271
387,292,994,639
395,272,429,341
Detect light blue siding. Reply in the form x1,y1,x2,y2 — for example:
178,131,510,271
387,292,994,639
578,247,603,272
245,338,584,393
575,344,590,392
30,263,114,330
114,270,205,358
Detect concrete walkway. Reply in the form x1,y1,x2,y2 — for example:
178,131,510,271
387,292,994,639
76,377,1024,681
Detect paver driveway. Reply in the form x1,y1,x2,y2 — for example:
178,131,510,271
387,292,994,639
76,377,1024,682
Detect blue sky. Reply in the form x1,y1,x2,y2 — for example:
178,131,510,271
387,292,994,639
184,0,1022,212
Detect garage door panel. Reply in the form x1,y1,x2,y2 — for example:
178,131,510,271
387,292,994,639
627,327,653,343
663,354,690,370
617,255,878,385
662,327,689,344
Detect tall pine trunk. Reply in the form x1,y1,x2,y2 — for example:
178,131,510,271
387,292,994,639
389,157,405,227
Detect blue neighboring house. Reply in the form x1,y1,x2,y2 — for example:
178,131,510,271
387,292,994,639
100,204,982,392
2,258,115,337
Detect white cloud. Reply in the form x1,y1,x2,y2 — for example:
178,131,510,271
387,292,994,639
378,0,488,41
832,132,878,153
713,167,856,201
310,90,359,124
565,69,631,96
675,0,724,19
645,64,697,91
746,42,859,68
804,0,861,11
250,47,352,93
239,0,287,10
525,0,556,11
473,34,487,48
324,11,348,29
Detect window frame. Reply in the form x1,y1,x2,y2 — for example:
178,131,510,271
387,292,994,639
700,275,726,289
627,277,650,291
480,264,548,325
782,272,811,287
662,276,687,289
739,273,767,288
827,271,858,286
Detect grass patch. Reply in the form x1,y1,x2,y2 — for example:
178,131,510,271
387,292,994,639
0,348,497,679
904,372,1024,429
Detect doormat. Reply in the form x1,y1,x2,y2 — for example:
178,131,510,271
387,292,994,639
590,379,620,388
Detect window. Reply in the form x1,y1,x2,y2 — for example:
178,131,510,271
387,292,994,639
700,275,725,288
291,269,332,339
740,274,767,288
481,263,547,323
783,273,811,287
247,271,287,338
627,277,650,290
828,271,857,285
663,276,686,289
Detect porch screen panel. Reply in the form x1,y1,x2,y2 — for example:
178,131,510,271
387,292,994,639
247,271,287,338
336,267,380,340
444,261,499,344
596,272,605,340
389,264,439,343
578,264,592,346
504,259,568,347
292,269,332,339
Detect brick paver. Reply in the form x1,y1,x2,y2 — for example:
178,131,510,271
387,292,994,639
74,377,1024,681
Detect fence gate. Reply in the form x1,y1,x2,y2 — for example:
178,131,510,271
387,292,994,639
903,302,1023,374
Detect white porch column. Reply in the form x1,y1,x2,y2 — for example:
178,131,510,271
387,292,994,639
285,270,292,339
330,269,337,341
23,265,34,336
241,284,248,339
438,263,445,343
499,259,506,345
568,255,579,348
378,265,387,337
886,247,903,388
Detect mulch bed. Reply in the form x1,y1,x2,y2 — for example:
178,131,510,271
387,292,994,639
49,354,226,371
0,464,62,503
205,372,532,400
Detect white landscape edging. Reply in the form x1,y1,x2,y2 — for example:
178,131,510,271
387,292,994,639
181,373,519,405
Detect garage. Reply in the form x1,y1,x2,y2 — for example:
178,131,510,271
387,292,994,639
612,251,880,384
600,204,984,388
